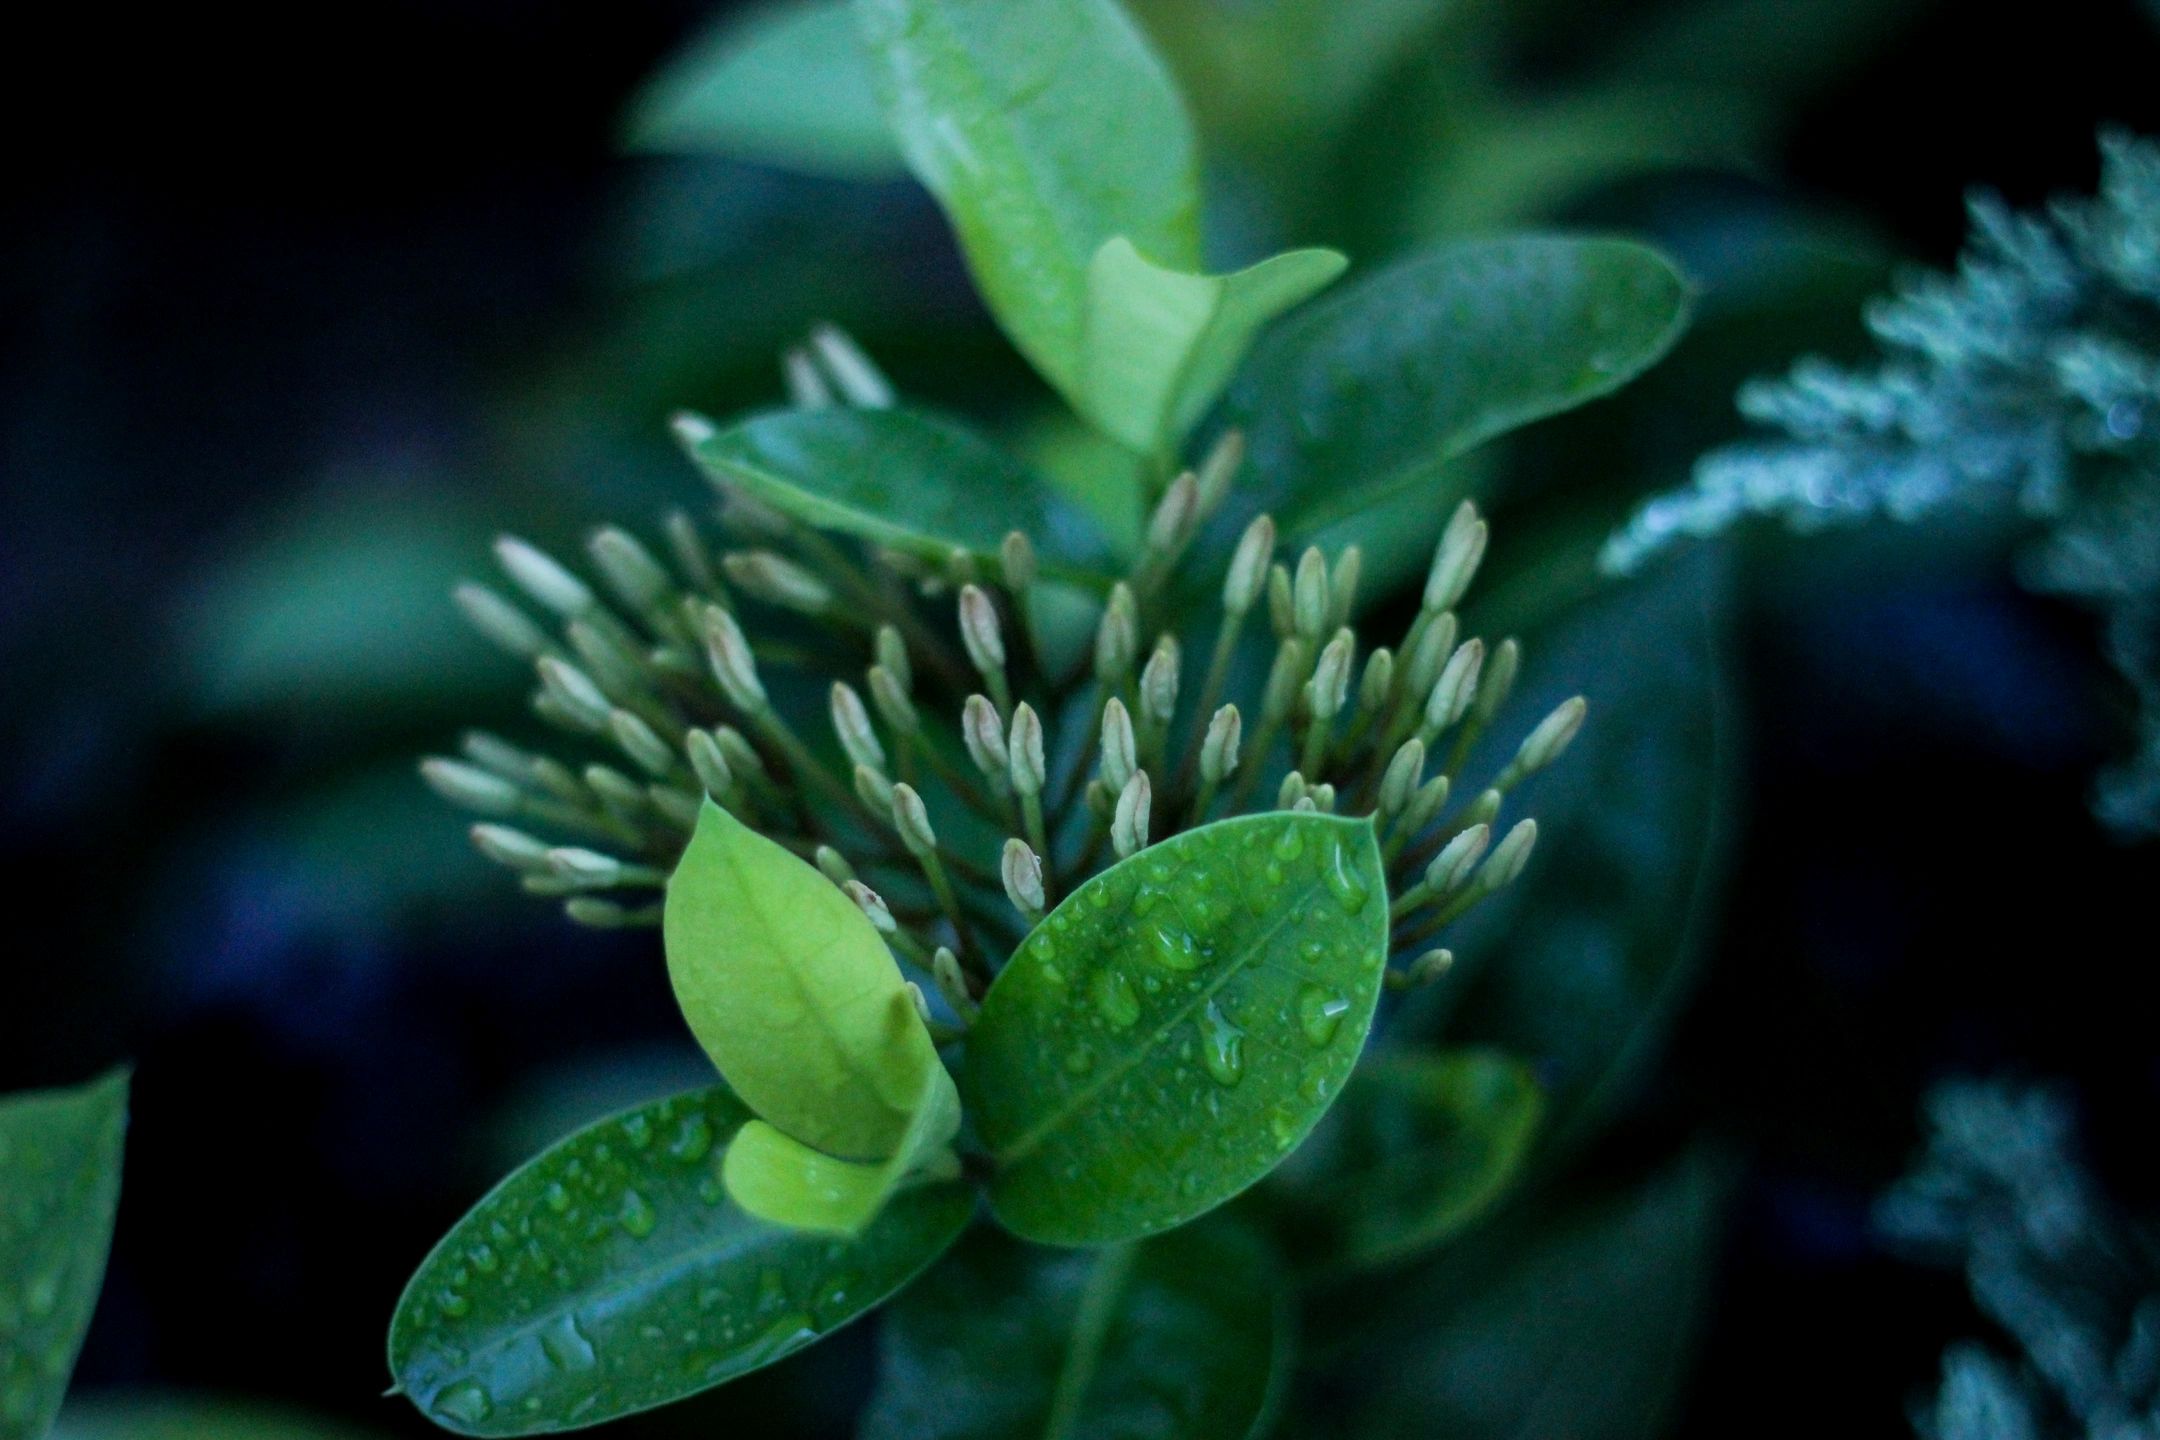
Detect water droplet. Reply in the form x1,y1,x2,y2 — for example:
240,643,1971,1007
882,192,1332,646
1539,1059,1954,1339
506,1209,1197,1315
1064,1043,1096,1075
1324,840,1369,914
1092,969,1141,1028
743,1312,817,1367
669,1114,714,1164
24,1272,58,1317
1268,1109,1300,1145
1273,826,1305,862
1148,924,1202,972
1297,986,1353,1047
1199,1002,1245,1086
432,1381,494,1425
618,1189,657,1238
438,1287,471,1320
543,1181,571,1214
620,1114,653,1150
539,1312,598,1372
469,1243,499,1275
1033,935,1058,962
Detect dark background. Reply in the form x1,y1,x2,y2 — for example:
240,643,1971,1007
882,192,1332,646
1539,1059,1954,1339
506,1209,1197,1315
4,1,2157,1435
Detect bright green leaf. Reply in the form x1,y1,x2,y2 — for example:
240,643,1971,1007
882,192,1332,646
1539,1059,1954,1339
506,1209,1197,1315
859,1221,1288,1440
387,1085,973,1437
854,0,1202,402
676,406,1110,581
1080,238,1347,455
968,812,1389,1246
1218,236,1691,540
720,1065,962,1237
0,1069,127,1440
1271,1048,1543,1273
665,800,944,1164
622,1,906,178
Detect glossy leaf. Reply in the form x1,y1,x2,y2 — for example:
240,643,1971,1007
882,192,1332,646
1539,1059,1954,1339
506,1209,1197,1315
855,0,1202,403
677,406,1109,579
720,1065,962,1237
1080,239,1347,455
0,1069,128,1440
665,800,948,1164
622,1,905,178
1271,1049,1543,1273
1218,236,1691,540
387,1085,973,1436
968,812,1389,1246
859,1222,1288,1440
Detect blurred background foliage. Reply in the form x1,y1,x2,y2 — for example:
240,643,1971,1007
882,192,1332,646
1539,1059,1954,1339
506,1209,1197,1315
3,0,2157,1434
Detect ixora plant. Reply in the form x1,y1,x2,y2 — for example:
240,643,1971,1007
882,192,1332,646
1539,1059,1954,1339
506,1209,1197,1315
396,0,1691,1433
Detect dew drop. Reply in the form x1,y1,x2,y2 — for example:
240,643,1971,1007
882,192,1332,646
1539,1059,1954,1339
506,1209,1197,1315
619,1189,657,1239
432,1381,494,1425
1273,826,1305,862
543,1181,571,1214
539,1312,598,1372
1324,840,1369,914
1091,969,1141,1028
1064,1043,1096,1075
1297,986,1353,1047
1199,1002,1245,1086
620,1114,653,1150
743,1312,817,1367
669,1114,714,1164
1148,924,1202,972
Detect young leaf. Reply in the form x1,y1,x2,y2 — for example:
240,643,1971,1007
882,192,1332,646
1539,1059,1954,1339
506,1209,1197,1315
854,0,1202,403
621,0,905,178
720,1064,962,1237
387,1085,973,1437
967,812,1389,1246
1218,236,1691,540
1079,239,1348,455
677,407,1110,580
1271,1048,1543,1273
0,1069,128,1440
859,1222,1289,1440
664,799,944,1163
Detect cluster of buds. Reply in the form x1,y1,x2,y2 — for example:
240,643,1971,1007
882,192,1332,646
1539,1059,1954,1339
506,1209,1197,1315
423,338,1585,1019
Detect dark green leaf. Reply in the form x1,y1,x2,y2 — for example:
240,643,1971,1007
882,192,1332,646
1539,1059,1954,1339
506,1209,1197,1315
854,0,1202,404
860,1222,1288,1440
0,1069,128,1440
676,407,1109,580
1218,237,1691,541
968,812,1389,1246
387,1086,972,1436
622,1,905,179
52,1396,388,1440
1271,1048,1542,1273
665,801,956,1168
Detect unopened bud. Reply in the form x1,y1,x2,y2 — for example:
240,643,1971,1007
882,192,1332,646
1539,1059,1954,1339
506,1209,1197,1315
1406,774,1452,834
1001,838,1046,915
1328,546,1363,629
1292,548,1330,640
1423,639,1485,732
455,582,552,660
1008,703,1046,797
536,657,613,731
1278,771,1310,809
663,510,718,594
1460,787,1503,829
470,823,549,870
958,585,1006,674
1223,515,1275,616
1111,772,1152,858
1506,696,1586,780
1139,636,1180,729
1309,782,1336,813
1146,471,1199,554
843,880,897,933
1424,502,1488,613
495,535,593,617
866,665,919,735
1472,637,1521,727
583,764,649,818
854,762,896,820
609,708,677,777
589,527,673,613
1358,647,1395,715
999,531,1038,593
685,729,734,799
783,346,832,409
1261,639,1309,724
1267,564,1295,637
1095,583,1138,681
1398,949,1455,988
1425,824,1491,895
699,605,766,711
932,947,976,1020
891,783,937,856
1379,739,1425,817
1404,611,1460,698
461,731,534,781
1307,628,1355,720
814,687,880,778
1099,698,1138,791
1199,706,1242,784
1478,819,1538,890
874,624,912,692
1194,428,1244,517
544,847,625,887
422,758,522,815
962,695,1009,780
723,550,833,613
814,845,855,887
808,323,895,408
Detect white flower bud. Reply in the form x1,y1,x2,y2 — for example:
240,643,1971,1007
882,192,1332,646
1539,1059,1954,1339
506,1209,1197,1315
589,527,673,613
1292,547,1330,640
1223,515,1275,616
608,708,677,777
958,585,1006,674
535,657,613,731
1008,702,1047,798
1139,636,1180,729
422,758,522,816
891,782,937,856
1423,502,1488,613
1379,739,1425,817
1423,639,1485,732
962,694,1009,780
1001,838,1046,915
1479,819,1538,890
1111,771,1152,858
1199,705,1242,784
455,582,552,660
830,682,886,772
698,605,766,711
495,535,593,617
1425,823,1491,895
1099,698,1138,792
470,823,551,871
843,880,898,933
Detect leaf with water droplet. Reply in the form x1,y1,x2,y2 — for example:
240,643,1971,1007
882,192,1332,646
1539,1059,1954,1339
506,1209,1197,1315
968,812,1388,1245
1216,236,1690,548
387,1085,971,1435
665,799,945,1164
720,1063,962,1237
678,406,1109,579
1269,1049,1543,1273
855,0,1202,423
859,1220,1287,1440
0,1068,127,1440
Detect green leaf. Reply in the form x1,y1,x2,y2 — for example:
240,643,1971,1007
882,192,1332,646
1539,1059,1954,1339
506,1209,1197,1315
859,1221,1288,1440
1271,1049,1543,1273
387,1085,973,1437
676,406,1109,580
0,1069,128,1440
622,1,905,179
968,812,1389,1246
854,0,1202,403
1218,236,1692,540
720,1065,962,1237
1080,239,1347,455
52,1395,389,1440
664,800,948,1164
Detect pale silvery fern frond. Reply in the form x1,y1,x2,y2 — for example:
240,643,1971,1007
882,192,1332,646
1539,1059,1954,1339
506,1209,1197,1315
1603,132,2160,834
